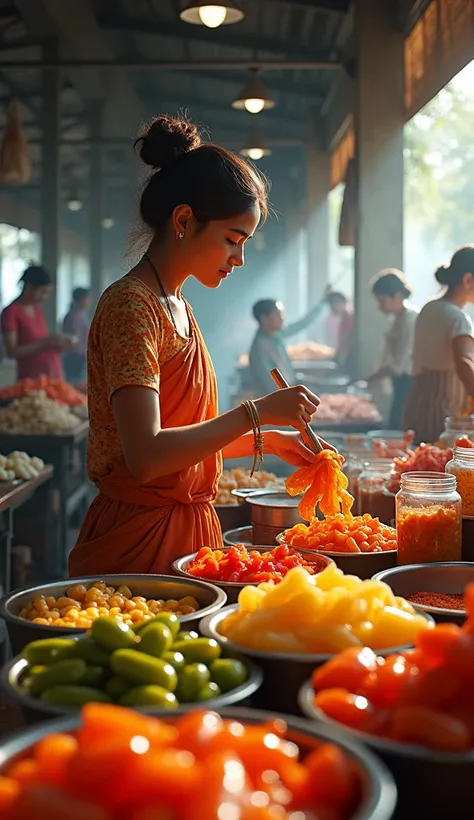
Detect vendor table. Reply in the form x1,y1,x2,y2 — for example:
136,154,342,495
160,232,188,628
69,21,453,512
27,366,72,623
0,422,89,577
0,466,54,595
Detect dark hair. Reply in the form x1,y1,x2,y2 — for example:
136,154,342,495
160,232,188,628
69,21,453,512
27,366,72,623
253,299,280,323
327,291,347,305
72,287,90,304
20,265,52,288
134,114,269,234
371,269,412,299
435,245,474,288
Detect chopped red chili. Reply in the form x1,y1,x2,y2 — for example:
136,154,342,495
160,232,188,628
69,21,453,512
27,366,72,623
409,591,466,611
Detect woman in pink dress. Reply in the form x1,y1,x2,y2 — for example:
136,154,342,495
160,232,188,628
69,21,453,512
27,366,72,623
1,265,72,380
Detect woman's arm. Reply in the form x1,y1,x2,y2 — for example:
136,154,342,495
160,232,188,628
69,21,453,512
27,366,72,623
3,329,55,360
112,385,320,483
452,335,474,395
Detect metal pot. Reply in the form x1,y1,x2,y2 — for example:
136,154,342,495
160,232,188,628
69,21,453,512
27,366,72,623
234,490,305,546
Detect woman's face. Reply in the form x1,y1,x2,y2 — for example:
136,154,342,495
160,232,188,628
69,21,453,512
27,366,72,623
26,284,52,304
375,293,402,315
463,272,474,303
184,205,260,289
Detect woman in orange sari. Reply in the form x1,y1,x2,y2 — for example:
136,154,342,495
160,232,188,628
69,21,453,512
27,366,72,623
69,115,320,577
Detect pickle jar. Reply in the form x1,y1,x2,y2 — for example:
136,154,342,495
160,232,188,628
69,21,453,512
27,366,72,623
343,450,369,515
358,459,395,525
396,472,462,565
439,415,474,449
446,446,474,517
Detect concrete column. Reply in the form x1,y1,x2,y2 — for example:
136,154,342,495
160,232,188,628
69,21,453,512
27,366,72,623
354,0,404,376
306,142,330,307
284,207,305,322
41,39,60,332
89,101,104,308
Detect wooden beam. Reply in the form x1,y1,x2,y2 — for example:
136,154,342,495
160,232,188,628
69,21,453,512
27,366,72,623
98,14,344,63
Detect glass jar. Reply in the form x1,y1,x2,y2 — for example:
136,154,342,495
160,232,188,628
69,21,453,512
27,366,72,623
368,430,414,459
396,472,462,565
439,416,474,449
343,450,370,515
358,459,395,524
446,446,474,516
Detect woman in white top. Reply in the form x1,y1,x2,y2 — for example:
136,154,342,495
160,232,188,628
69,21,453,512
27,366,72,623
366,270,419,429
404,246,474,444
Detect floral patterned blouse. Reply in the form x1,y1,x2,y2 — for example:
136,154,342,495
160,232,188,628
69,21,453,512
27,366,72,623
87,276,188,483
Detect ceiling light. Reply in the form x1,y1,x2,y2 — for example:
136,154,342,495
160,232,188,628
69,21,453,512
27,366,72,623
232,69,276,113
67,193,83,212
102,216,114,229
179,1,244,27
240,130,271,162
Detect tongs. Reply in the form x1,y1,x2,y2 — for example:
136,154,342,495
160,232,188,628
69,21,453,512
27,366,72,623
270,368,325,455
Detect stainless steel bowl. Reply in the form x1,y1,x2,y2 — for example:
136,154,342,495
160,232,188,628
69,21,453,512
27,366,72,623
222,526,253,546
199,604,433,715
1,637,263,725
372,562,474,624
0,706,397,820
299,680,473,820
172,547,334,604
276,531,397,580
0,574,227,654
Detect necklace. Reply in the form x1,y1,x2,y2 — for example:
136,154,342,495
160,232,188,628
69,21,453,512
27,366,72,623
145,253,180,336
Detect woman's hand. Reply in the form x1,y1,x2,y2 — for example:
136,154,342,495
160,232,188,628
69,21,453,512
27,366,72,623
255,384,320,433
265,430,336,468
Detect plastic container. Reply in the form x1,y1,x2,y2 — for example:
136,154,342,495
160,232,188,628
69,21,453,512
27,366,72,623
446,446,474,516
358,459,396,525
439,415,474,449
396,472,462,565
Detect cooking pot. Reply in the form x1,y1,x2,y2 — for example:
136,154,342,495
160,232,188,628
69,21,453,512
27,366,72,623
233,489,305,545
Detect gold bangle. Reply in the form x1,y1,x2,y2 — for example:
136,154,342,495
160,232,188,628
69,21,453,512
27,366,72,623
242,399,265,476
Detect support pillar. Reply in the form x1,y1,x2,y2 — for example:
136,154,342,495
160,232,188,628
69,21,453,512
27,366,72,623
306,142,330,307
89,101,103,308
284,206,306,323
354,0,404,376
41,39,60,332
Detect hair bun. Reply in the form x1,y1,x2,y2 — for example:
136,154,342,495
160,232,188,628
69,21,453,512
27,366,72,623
135,114,201,171
435,264,452,286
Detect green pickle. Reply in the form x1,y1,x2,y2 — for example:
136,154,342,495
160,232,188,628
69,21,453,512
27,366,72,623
41,685,111,707
134,612,181,638
172,638,221,664
110,649,178,692
119,685,178,709
78,665,107,687
209,659,247,693
90,617,138,652
162,651,186,673
28,659,86,695
64,638,111,666
139,622,173,658
175,663,210,703
173,630,198,644
197,682,222,701
106,675,131,699
23,638,76,666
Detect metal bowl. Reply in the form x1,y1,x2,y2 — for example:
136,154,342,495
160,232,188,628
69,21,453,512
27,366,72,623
0,706,397,820
298,680,473,820
223,526,253,546
1,636,263,725
0,574,227,655
276,531,397,580
172,547,334,604
372,562,474,624
199,604,433,716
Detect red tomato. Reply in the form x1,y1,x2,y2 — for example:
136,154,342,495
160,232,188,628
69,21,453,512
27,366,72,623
312,647,378,694
314,689,386,734
391,706,471,753
359,655,415,709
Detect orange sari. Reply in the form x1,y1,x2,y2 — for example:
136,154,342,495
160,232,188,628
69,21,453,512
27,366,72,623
68,278,222,577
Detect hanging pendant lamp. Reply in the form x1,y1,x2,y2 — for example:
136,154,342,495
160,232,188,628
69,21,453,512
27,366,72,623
240,129,272,161
179,1,244,28
232,69,276,114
